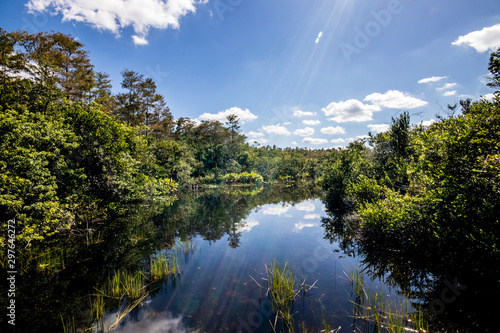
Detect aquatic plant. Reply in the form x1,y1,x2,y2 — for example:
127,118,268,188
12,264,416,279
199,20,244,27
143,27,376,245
150,251,177,280
345,269,429,333
251,260,317,333
60,315,76,333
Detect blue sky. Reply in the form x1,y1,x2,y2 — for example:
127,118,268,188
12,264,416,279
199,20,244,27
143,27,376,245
1,0,500,148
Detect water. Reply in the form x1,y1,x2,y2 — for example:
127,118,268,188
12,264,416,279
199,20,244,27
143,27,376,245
4,184,493,332
100,189,393,332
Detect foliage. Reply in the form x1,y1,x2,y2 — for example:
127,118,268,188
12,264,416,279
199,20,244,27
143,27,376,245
322,96,500,282
219,171,264,184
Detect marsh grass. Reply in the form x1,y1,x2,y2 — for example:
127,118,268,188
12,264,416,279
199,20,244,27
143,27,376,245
107,270,147,299
345,269,429,333
60,315,76,333
150,251,177,280
86,230,102,245
251,260,317,333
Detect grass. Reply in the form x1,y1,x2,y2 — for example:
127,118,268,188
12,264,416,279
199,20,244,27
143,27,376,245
345,269,429,333
150,251,177,280
60,315,76,333
252,260,317,333
107,270,147,299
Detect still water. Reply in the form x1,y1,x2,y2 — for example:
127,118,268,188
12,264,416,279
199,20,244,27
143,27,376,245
100,186,395,332
8,184,489,333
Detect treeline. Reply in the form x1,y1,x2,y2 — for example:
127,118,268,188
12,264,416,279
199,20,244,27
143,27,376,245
0,28,329,247
321,50,500,283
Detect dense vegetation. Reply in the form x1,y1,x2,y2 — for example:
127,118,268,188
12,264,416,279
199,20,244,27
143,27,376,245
321,54,500,285
0,28,329,247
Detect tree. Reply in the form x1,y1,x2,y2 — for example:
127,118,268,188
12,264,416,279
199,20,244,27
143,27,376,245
16,31,95,100
0,28,27,83
116,69,143,126
90,71,116,114
487,48,500,92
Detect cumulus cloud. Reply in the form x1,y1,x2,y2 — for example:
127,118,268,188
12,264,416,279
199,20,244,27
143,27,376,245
437,83,458,91
293,222,316,232
247,131,264,137
483,93,497,100
364,90,428,109
452,23,500,52
263,205,291,216
26,0,205,45
262,124,291,135
322,99,381,123
303,213,321,220
132,35,149,45
367,123,390,133
418,76,447,84
291,141,298,146
443,90,457,97
321,126,346,135
421,119,436,126
237,220,259,233
302,120,321,126
247,138,268,145
294,127,315,137
199,107,257,124
294,201,315,212
302,138,328,145
293,109,317,117
330,138,345,144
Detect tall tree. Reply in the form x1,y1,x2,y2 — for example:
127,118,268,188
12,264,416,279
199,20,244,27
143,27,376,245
16,31,95,100
488,48,500,92
116,69,143,126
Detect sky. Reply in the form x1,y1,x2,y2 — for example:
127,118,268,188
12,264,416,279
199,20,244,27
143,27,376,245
1,0,500,148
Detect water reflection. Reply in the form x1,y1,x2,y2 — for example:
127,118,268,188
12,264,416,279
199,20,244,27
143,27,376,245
5,181,494,332
320,201,498,332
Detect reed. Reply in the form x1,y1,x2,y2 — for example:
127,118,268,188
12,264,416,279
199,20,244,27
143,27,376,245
60,315,76,333
265,261,298,332
150,252,177,280
346,269,429,333
107,270,147,299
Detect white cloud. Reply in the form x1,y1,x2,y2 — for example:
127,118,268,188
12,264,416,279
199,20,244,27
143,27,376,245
294,127,315,137
322,99,381,123
367,123,390,133
247,131,264,137
443,90,457,97
26,0,205,45
364,90,428,109
421,119,436,126
452,23,500,53
302,120,321,126
321,126,346,135
303,213,321,220
132,35,149,45
291,141,298,146
263,205,290,216
483,93,497,100
293,222,317,232
199,107,257,124
237,220,259,233
330,138,345,144
295,201,316,212
247,138,268,145
302,138,328,145
293,109,317,117
418,76,447,84
262,124,291,135
436,83,458,91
